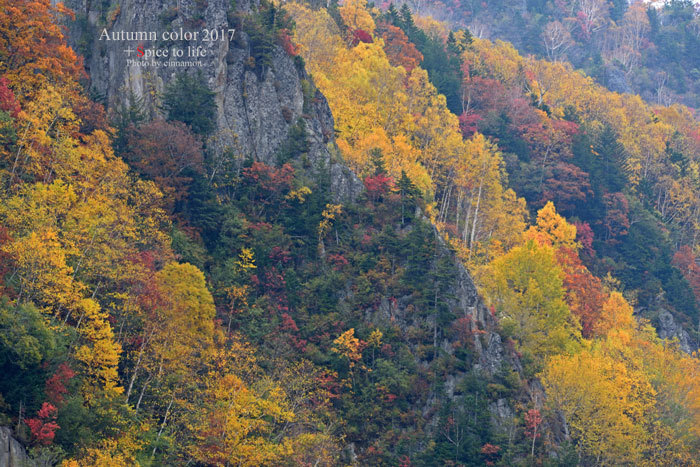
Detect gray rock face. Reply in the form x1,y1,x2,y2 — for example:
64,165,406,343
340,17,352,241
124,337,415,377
429,235,524,428
0,427,34,467
62,0,362,201
433,223,522,378
656,309,698,354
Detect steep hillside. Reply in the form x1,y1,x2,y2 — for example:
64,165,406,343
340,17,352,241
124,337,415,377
1,0,700,465
0,0,534,465
275,0,700,463
403,0,700,109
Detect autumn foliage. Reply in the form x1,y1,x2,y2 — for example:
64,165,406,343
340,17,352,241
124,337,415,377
26,402,60,445
0,0,83,97
125,120,205,206
376,22,423,73
2,0,700,465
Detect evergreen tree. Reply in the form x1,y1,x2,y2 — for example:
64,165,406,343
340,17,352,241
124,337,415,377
386,3,400,24
370,148,387,175
397,170,420,225
594,125,628,193
162,71,216,136
111,91,146,156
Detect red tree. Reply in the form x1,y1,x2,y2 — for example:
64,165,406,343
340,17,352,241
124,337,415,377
524,408,542,457
542,162,592,214
72,94,110,134
558,246,606,338
480,443,500,465
376,22,423,74
278,29,299,56
0,0,84,98
26,402,60,445
601,192,630,242
351,29,373,45
0,77,20,117
125,120,205,209
458,112,482,138
364,172,394,201
574,221,595,258
242,161,295,208
45,363,75,405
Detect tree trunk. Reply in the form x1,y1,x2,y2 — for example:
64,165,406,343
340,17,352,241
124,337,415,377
469,182,483,254
152,392,175,458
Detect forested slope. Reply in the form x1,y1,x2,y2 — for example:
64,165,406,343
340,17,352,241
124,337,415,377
282,4,700,462
0,0,522,465
0,0,699,466
403,0,700,110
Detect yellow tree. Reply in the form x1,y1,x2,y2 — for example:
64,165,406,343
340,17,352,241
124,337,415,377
1,228,80,314
523,201,578,251
185,334,326,466
190,372,294,466
287,1,463,204
1,83,77,185
542,287,700,465
282,2,344,73
326,42,411,148
414,15,450,41
127,263,216,405
0,0,83,101
151,263,215,372
592,291,635,338
61,427,143,467
318,203,342,257
482,240,581,362
541,346,655,465
618,326,700,462
287,1,532,267
332,328,364,369
454,133,526,264
338,0,376,34
404,67,463,182
270,359,341,466
74,298,123,401
123,262,217,459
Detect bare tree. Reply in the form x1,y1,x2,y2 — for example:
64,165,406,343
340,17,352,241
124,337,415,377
468,19,491,39
543,21,574,61
655,71,674,106
577,0,610,37
606,3,649,74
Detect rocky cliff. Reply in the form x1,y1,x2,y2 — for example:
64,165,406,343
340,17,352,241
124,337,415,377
655,309,698,354
63,0,362,201
0,427,33,467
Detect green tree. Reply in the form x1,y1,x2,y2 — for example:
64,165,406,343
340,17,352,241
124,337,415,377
396,170,420,225
111,90,146,157
0,298,60,415
162,72,216,136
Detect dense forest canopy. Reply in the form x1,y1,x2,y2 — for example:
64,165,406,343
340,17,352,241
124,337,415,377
400,0,700,109
0,0,699,465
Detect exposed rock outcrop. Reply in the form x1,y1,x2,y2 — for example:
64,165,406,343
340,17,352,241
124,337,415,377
655,309,698,354
602,64,633,95
0,427,33,467
63,0,362,201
